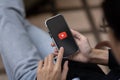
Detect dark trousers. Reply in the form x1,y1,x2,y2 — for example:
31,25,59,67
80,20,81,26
62,59,109,80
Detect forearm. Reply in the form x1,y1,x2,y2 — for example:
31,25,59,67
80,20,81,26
89,48,108,65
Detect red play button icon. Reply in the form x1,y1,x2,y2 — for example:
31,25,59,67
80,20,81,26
58,32,68,40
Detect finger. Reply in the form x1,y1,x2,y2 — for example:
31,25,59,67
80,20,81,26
56,47,64,66
70,29,78,36
48,54,54,66
53,48,58,56
71,29,79,36
61,61,69,80
44,57,48,67
71,29,85,39
74,36,80,44
53,52,58,56
51,42,55,47
54,48,58,53
38,60,44,69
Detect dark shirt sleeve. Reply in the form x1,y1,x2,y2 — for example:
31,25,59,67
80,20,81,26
108,50,120,80
108,49,119,69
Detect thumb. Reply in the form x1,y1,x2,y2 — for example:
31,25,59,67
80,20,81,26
61,61,69,80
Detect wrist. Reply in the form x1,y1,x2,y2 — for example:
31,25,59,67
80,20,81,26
88,48,108,65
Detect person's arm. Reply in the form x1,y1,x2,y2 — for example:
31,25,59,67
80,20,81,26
0,0,41,80
86,49,120,69
88,49,108,65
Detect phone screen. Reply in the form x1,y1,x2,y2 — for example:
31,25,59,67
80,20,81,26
46,14,79,57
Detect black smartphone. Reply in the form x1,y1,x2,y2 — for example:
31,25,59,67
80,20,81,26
45,14,79,57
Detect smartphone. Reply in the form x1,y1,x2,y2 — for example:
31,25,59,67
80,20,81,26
45,14,79,57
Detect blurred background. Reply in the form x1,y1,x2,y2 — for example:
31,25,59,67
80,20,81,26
0,0,109,79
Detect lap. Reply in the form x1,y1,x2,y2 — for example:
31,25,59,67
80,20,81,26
62,59,108,80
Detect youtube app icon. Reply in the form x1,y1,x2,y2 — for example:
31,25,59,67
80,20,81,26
58,32,68,40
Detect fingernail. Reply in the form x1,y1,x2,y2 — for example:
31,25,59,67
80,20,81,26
66,61,68,64
60,47,64,49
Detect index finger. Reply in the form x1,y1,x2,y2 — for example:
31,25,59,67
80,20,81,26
56,47,64,67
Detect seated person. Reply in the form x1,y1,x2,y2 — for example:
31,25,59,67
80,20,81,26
1,0,100,80
0,0,119,80
37,0,120,80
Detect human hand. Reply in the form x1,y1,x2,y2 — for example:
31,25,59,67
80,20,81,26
37,47,69,80
69,29,92,63
51,29,92,63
